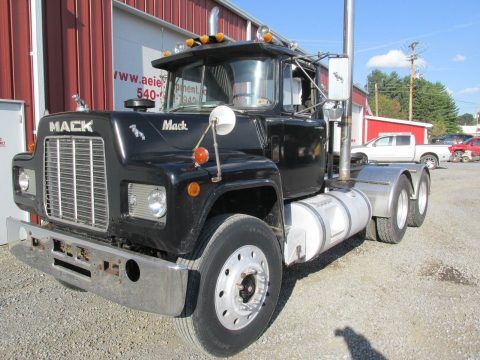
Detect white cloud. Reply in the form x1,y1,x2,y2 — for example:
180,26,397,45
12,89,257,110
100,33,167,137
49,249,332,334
367,50,427,68
453,54,466,62
459,86,480,95
445,87,454,96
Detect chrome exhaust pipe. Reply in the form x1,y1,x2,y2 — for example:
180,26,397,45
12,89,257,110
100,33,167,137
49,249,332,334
208,6,219,35
338,0,355,181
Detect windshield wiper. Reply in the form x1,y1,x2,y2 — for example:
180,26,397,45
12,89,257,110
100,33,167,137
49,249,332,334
169,103,246,114
168,104,200,113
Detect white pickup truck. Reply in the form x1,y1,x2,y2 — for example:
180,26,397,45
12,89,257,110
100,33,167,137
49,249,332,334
351,133,450,169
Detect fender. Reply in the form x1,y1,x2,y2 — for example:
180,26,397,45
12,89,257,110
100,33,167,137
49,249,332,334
351,164,415,218
186,157,285,254
388,163,430,199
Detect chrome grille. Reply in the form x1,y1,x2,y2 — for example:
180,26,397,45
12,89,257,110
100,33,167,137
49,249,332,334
44,136,108,231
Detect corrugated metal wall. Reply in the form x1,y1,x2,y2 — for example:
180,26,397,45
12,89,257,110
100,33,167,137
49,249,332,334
0,0,35,146
43,0,113,114
366,119,427,145
117,0,254,41
42,0,256,114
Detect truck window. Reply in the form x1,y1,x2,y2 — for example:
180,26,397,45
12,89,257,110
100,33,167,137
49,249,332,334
396,136,411,146
374,136,393,147
166,58,275,111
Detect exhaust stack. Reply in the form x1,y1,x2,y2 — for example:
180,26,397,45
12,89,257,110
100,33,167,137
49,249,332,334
208,7,219,35
338,0,355,181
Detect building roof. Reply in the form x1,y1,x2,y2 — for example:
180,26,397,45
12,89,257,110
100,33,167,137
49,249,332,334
365,115,433,128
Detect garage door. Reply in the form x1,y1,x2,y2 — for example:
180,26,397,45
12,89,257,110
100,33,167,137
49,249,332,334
112,7,187,111
351,104,363,145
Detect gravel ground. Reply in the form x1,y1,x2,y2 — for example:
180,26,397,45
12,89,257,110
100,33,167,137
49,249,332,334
1,162,479,359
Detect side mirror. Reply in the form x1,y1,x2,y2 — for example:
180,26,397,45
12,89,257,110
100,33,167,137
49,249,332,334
209,105,236,135
328,57,350,101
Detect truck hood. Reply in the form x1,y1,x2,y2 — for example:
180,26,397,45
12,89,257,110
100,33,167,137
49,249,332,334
37,111,264,164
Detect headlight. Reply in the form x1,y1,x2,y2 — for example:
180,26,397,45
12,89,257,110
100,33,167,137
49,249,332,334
128,183,167,221
18,170,30,191
147,188,167,218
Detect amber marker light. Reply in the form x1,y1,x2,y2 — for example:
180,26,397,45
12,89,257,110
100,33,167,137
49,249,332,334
185,38,195,47
162,50,172,57
187,182,201,197
199,35,209,44
193,147,209,165
263,32,273,43
27,142,36,153
215,32,225,42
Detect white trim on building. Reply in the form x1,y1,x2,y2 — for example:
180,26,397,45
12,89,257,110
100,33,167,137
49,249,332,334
365,115,433,128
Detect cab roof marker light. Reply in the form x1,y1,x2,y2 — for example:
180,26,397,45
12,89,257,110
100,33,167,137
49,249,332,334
200,35,209,44
215,33,225,42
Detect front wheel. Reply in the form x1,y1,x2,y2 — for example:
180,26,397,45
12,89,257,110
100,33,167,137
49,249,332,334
174,214,282,357
453,150,463,160
420,154,439,169
358,153,368,164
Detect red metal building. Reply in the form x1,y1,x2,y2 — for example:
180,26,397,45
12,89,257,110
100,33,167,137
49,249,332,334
0,0,369,150
364,115,433,145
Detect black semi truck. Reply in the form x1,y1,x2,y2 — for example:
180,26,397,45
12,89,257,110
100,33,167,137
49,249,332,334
7,2,430,357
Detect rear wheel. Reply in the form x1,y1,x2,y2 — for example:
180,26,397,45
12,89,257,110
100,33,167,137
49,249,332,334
420,154,439,169
408,171,429,227
377,175,412,244
174,214,282,357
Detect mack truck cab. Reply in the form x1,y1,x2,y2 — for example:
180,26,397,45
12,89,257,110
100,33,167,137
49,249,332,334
7,10,430,357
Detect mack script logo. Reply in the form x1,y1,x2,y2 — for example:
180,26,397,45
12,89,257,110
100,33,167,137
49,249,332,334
162,119,188,131
49,120,93,133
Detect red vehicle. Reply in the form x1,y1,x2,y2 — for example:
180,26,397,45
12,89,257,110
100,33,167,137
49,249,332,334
449,137,480,160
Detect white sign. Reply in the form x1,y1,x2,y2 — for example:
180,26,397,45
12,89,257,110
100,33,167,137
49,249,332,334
113,8,194,111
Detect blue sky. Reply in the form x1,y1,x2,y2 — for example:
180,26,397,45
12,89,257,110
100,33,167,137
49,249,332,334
231,0,480,116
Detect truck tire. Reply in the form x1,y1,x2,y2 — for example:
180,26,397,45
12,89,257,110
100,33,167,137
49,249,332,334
407,171,429,227
174,214,282,357
376,175,412,244
420,154,439,169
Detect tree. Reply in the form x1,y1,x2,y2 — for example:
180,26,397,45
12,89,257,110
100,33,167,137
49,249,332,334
376,94,406,118
457,113,476,126
366,70,460,135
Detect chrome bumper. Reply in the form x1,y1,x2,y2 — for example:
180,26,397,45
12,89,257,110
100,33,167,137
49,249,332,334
6,217,188,316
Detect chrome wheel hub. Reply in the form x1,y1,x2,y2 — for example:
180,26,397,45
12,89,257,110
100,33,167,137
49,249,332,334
214,245,269,330
418,181,427,215
423,156,436,169
396,189,409,229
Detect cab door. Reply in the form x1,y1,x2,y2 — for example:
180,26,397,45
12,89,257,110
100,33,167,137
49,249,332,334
471,139,480,154
394,135,415,161
368,136,394,162
276,62,326,198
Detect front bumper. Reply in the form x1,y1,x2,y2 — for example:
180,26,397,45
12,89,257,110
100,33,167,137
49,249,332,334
6,217,188,316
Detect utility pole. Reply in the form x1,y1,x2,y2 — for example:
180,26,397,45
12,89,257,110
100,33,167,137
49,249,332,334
408,41,419,121
374,83,379,116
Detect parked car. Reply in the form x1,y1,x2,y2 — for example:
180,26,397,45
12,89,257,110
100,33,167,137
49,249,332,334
432,133,472,145
352,133,451,169
448,137,480,160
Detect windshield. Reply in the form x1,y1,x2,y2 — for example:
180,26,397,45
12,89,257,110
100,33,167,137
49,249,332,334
164,58,275,112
